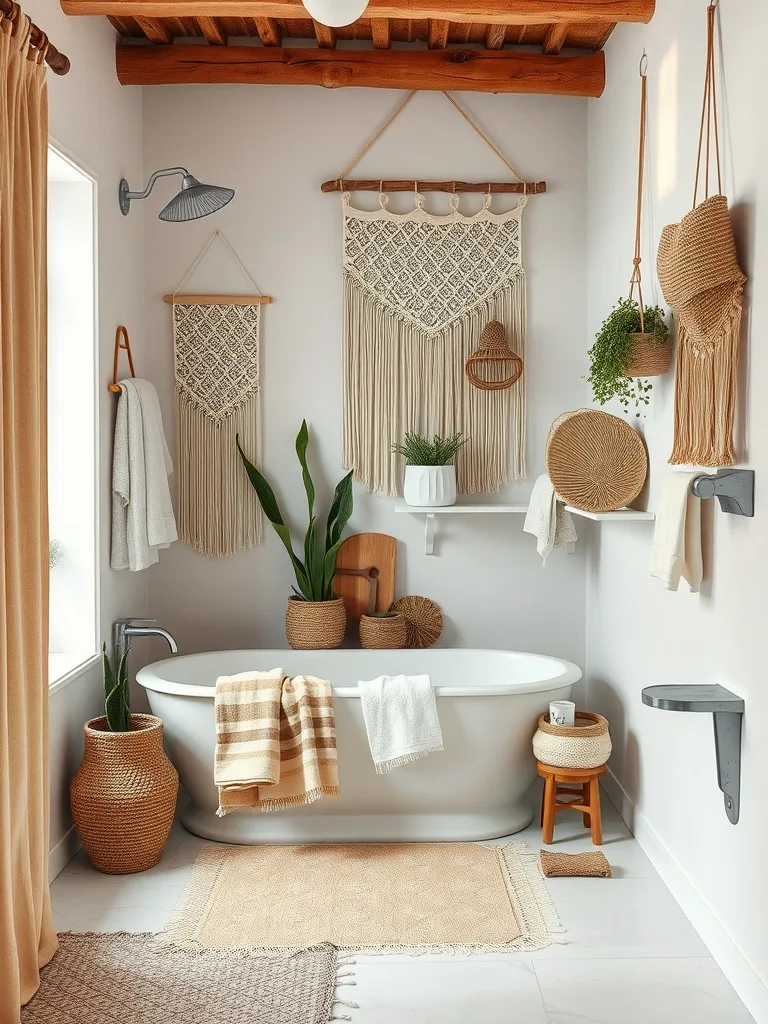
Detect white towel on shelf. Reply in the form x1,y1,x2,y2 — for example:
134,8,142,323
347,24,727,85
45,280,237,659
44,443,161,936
111,378,177,572
358,674,443,774
523,473,577,564
649,473,703,592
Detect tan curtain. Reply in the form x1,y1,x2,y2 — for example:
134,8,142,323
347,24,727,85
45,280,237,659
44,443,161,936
0,13,58,1019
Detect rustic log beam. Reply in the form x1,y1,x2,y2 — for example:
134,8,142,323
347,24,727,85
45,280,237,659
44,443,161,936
321,178,547,193
370,18,390,47
198,15,227,41
116,44,606,96
542,21,568,53
135,15,173,40
64,0,656,28
484,23,506,48
251,15,280,43
313,19,336,47
427,18,449,48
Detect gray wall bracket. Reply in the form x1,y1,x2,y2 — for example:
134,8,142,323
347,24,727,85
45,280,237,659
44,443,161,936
691,468,754,516
642,685,745,824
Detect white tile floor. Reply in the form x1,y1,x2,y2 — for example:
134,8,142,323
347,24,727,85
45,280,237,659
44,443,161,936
50,792,754,1024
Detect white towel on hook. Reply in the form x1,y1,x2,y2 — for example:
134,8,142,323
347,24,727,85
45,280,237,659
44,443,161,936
523,474,577,564
649,473,703,592
358,674,443,774
111,378,177,572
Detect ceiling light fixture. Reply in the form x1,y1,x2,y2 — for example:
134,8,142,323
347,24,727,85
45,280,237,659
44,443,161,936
301,0,368,28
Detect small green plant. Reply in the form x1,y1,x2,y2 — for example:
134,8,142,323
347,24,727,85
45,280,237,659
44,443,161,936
237,421,354,602
367,610,397,618
587,298,669,416
102,643,130,732
391,432,469,466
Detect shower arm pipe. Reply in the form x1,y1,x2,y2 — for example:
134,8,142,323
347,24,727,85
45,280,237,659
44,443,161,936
123,167,189,202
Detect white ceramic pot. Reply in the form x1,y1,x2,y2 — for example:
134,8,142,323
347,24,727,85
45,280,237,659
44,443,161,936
403,465,457,507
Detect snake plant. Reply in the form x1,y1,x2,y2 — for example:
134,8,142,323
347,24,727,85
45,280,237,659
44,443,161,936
103,643,130,732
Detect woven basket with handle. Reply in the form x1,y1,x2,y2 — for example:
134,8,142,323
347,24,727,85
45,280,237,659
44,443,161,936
465,320,523,391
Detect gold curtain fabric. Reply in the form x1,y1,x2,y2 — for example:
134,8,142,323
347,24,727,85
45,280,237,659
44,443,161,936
0,16,58,1019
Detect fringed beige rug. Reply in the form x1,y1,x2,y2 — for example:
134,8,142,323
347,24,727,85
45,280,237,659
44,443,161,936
22,933,352,1024
159,842,563,956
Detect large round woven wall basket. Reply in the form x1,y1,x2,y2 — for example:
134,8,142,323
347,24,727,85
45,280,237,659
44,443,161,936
623,333,671,378
546,409,648,512
533,711,612,770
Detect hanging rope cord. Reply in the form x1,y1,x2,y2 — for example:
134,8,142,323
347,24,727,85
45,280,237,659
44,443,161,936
693,1,722,207
171,230,264,298
628,54,648,333
335,90,526,187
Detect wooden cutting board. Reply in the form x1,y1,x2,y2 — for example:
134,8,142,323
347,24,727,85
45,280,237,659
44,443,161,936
333,533,397,626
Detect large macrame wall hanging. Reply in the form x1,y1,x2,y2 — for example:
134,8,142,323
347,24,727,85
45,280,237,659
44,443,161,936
326,91,546,497
657,3,746,467
165,232,272,557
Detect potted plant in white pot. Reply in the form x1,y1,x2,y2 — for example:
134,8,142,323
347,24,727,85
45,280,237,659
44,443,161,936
237,420,354,650
392,432,468,507
70,645,178,874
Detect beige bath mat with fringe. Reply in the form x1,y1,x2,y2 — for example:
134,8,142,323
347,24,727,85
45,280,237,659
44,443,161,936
160,842,564,955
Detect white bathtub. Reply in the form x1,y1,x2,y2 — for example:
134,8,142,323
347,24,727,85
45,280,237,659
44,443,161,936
137,648,581,844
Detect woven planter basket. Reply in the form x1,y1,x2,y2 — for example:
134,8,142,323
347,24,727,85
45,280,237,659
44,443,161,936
70,714,178,875
533,711,612,769
623,333,671,377
359,613,407,649
546,409,648,512
286,596,346,650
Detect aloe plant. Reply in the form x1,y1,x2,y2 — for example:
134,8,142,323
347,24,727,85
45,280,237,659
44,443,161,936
103,642,130,732
237,421,354,601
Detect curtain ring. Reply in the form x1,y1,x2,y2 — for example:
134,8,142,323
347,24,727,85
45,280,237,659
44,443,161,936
639,51,648,77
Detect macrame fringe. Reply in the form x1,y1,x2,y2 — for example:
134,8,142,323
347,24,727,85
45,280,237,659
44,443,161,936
177,390,263,557
374,748,444,774
342,270,526,496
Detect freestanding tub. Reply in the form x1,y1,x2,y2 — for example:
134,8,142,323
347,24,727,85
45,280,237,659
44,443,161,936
137,648,581,845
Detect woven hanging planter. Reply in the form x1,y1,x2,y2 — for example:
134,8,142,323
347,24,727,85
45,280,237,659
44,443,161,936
465,320,523,391
546,409,648,512
70,715,178,875
392,595,443,649
623,333,671,377
533,711,612,769
359,612,407,649
285,597,347,650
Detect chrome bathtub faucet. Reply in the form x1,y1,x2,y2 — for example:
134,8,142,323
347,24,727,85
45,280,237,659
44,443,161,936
113,618,178,667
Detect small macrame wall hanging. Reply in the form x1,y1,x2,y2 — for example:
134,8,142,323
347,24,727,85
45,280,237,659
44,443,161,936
324,91,546,497
657,3,746,466
165,231,272,557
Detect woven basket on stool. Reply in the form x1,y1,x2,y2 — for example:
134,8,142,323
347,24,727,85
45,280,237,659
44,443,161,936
286,596,346,650
533,711,612,769
623,333,671,377
546,409,648,512
70,714,178,875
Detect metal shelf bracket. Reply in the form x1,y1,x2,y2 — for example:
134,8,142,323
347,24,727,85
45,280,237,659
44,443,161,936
691,468,754,517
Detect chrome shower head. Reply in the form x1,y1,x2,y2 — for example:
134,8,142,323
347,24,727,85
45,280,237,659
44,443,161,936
119,167,235,221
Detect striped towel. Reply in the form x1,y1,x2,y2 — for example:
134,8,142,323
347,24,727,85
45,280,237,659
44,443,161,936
214,670,340,815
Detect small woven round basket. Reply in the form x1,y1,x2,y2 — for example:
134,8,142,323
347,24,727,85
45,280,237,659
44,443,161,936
286,596,346,650
546,409,648,512
392,596,443,649
532,711,612,769
70,714,178,875
623,333,671,377
359,612,407,649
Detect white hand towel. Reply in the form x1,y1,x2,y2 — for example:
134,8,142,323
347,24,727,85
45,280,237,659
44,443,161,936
649,473,703,592
111,378,177,572
524,473,577,563
358,674,443,774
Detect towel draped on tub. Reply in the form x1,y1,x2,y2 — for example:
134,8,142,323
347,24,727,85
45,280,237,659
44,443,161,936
214,670,340,815
358,674,444,774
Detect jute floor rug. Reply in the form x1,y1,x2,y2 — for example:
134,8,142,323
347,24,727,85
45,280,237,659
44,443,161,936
21,933,352,1024
160,842,564,956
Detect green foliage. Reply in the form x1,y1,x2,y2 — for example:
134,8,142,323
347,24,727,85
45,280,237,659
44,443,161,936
587,298,669,416
237,421,354,601
391,432,469,466
103,642,130,732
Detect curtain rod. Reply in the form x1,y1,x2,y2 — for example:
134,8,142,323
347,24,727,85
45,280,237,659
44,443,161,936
0,0,70,76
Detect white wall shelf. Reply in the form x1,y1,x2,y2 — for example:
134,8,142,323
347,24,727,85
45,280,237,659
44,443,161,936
394,501,528,555
565,506,655,522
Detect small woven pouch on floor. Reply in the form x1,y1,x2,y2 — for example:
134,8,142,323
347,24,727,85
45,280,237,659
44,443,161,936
540,851,612,878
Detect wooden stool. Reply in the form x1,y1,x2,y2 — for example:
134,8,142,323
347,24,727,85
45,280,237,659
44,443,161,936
536,761,606,846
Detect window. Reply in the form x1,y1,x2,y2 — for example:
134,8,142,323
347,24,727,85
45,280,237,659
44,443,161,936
47,147,98,686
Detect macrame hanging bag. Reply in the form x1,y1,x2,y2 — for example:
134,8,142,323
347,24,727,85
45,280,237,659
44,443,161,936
339,92,530,497
170,232,265,557
656,3,746,466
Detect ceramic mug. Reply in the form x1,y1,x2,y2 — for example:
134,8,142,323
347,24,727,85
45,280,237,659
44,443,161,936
549,700,576,727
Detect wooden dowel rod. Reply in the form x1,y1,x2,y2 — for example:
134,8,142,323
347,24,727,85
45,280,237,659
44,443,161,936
322,179,547,194
163,293,272,305
0,0,70,74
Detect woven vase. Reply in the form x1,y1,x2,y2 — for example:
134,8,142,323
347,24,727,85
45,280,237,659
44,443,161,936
70,714,178,875
286,596,346,650
532,712,612,769
359,613,407,650
623,333,671,377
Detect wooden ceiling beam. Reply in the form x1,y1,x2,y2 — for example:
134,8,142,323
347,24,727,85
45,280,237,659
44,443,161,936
427,18,449,48
313,19,336,46
116,44,605,95
63,0,656,28
135,15,173,40
251,15,280,43
370,17,390,47
542,21,567,52
484,23,506,48
198,14,227,40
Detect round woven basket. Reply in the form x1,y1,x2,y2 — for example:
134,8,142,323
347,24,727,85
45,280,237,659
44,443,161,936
546,409,648,512
465,320,523,391
285,596,346,650
532,711,612,769
392,596,443,648
359,612,407,649
623,333,671,377
70,714,178,875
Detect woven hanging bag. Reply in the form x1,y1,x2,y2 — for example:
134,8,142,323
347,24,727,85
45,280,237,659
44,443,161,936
465,320,523,391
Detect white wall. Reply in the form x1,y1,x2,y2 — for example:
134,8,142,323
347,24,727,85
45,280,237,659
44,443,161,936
139,86,590,678
586,3,768,1017
23,2,150,868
